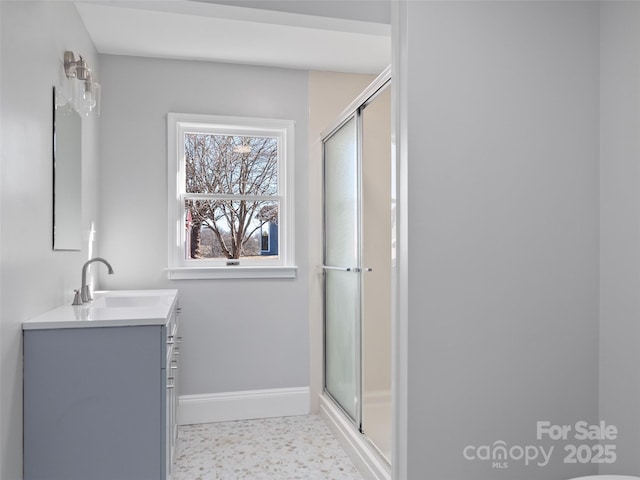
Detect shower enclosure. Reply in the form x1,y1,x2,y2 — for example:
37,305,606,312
322,69,392,467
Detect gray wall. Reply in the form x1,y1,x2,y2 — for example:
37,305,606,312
399,2,600,478
98,55,310,395
0,2,101,478
599,1,640,475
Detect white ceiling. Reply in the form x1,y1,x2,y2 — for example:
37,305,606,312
74,1,391,74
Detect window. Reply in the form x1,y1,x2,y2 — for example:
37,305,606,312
167,113,296,279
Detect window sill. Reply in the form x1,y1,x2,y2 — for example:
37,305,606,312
167,265,298,280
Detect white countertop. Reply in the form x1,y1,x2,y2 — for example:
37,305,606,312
22,289,179,330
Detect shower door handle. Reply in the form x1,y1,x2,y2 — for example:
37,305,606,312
322,265,359,272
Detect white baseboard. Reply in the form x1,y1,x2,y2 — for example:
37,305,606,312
178,387,310,425
319,394,391,480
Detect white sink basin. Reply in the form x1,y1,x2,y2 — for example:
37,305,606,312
92,295,165,308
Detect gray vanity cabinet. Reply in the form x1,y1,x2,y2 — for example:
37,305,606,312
23,307,179,480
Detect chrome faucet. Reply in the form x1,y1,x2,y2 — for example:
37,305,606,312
80,257,114,303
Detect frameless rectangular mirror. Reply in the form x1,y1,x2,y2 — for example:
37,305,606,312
53,86,82,250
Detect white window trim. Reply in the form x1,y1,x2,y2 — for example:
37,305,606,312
167,113,296,280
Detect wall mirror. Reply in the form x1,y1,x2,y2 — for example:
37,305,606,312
52,86,82,250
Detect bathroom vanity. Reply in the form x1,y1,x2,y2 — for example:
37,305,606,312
22,290,180,480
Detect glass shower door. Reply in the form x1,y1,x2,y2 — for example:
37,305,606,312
323,115,361,423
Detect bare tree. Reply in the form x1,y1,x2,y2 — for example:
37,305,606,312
184,133,278,259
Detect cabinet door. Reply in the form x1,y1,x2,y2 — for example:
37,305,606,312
24,326,163,480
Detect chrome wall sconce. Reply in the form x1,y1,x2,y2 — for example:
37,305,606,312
63,51,100,116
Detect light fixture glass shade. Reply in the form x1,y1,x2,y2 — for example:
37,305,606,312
75,80,100,117
63,51,100,117
84,86,96,109
70,75,82,113
91,82,101,116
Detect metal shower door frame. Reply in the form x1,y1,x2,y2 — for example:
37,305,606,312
321,66,391,432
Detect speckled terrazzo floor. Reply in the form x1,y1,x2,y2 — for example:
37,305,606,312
173,415,365,480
